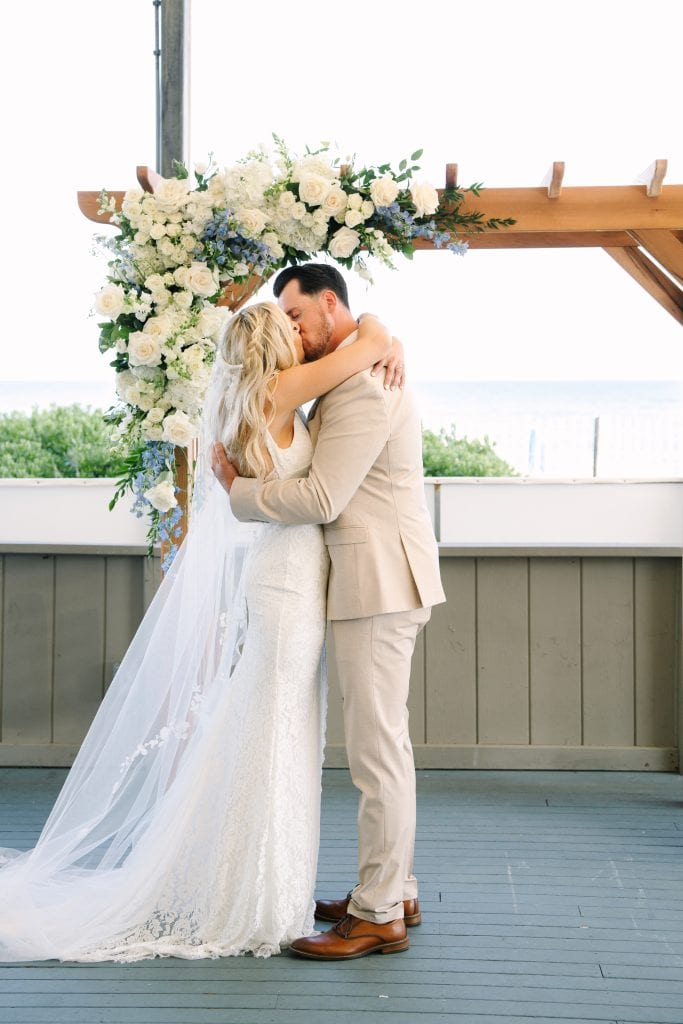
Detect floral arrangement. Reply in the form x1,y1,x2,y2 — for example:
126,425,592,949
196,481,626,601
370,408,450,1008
95,137,513,567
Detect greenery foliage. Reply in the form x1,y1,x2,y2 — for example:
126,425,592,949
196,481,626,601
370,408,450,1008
0,406,125,479
422,425,518,477
0,407,517,480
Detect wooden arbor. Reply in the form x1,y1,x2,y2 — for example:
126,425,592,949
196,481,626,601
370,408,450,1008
79,160,683,323
78,160,683,550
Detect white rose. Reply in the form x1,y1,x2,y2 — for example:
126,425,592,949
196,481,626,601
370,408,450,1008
180,344,205,374
321,187,348,219
165,222,182,238
142,315,173,340
173,266,191,288
124,384,143,406
298,174,330,207
410,181,439,218
236,207,268,237
128,332,163,367
186,262,218,297
173,290,194,310
137,394,154,412
347,193,363,211
153,176,191,211
162,410,199,446
370,175,400,208
144,480,178,512
181,234,198,251
196,307,227,340
143,424,165,441
344,209,364,229
328,226,361,259
262,232,284,259
361,200,375,220
233,262,250,277
292,155,338,182
144,273,165,291
279,190,296,209
149,222,167,240
291,202,306,221
157,237,176,257
146,407,165,424
115,370,135,401
95,284,126,319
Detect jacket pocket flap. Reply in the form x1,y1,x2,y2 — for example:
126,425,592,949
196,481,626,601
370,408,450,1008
324,526,368,546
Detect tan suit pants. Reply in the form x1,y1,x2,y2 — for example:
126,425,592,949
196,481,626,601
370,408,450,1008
330,605,431,925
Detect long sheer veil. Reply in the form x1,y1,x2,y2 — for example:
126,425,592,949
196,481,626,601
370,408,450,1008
0,352,259,962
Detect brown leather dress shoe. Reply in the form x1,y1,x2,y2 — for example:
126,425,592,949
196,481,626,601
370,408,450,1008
290,914,409,960
315,892,422,926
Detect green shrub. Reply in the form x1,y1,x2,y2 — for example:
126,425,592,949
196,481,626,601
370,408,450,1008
0,406,126,478
422,425,517,477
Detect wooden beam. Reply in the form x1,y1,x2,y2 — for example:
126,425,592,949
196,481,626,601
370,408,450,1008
78,183,683,233
637,159,668,198
414,231,639,250
137,166,163,192
542,161,565,199
630,229,683,285
604,245,683,326
445,185,683,232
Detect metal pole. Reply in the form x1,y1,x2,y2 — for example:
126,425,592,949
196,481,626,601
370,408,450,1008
153,1,162,172
158,0,190,177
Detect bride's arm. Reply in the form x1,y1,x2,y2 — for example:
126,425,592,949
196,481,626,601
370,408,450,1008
271,315,393,415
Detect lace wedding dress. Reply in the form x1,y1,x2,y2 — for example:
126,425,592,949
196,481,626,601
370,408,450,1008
0,413,329,962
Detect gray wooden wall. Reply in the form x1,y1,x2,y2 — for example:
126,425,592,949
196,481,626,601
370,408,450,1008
0,546,680,770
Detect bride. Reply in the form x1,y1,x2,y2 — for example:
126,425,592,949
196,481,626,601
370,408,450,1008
0,301,400,962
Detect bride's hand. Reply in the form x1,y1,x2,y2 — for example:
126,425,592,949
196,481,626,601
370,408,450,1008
211,443,239,494
372,336,405,390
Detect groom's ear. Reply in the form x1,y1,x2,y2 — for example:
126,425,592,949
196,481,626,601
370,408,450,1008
320,289,338,315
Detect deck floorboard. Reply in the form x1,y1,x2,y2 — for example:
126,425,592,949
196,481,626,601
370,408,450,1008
1,768,682,1024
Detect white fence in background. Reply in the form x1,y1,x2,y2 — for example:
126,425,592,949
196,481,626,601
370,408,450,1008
439,412,683,478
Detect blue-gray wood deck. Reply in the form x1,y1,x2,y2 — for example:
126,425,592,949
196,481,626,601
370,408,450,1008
1,768,683,1024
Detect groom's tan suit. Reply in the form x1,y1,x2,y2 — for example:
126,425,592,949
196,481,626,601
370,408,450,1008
230,331,445,923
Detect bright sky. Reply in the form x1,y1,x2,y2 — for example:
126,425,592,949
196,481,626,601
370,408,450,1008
3,0,682,389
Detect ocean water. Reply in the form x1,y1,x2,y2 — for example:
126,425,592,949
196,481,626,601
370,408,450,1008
2,378,683,478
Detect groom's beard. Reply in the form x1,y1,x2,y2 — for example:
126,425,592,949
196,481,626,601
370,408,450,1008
303,309,333,362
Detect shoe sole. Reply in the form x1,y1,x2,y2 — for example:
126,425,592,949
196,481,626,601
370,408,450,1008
315,910,422,927
289,938,410,960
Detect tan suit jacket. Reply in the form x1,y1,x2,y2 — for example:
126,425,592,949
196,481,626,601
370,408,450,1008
230,335,445,620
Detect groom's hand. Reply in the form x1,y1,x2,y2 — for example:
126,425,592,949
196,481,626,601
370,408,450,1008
211,442,239,494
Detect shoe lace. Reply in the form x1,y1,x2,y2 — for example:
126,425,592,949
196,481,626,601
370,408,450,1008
334,914,356,939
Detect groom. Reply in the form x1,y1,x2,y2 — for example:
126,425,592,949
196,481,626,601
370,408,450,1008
212,263,445,960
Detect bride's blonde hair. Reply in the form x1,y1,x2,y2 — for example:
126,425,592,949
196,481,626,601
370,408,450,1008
214,301,298,479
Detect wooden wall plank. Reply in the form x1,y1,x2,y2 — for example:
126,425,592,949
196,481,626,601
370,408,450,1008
52,556,106,745
1,555,54,743
104,557,144,692
0,557,4,738
582,559,635,746
634,558,678,748
529,559,582,745
426,558,477,745
477,558,530,744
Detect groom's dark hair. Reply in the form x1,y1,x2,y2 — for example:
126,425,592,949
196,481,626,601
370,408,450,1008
273,263,350,310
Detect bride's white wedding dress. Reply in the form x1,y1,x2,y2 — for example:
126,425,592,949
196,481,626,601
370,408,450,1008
0,413,329,962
